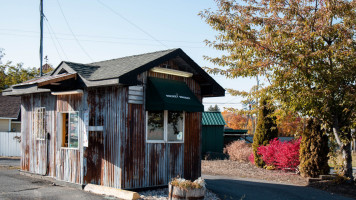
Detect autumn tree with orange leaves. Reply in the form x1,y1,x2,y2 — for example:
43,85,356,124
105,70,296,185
201,0,356,180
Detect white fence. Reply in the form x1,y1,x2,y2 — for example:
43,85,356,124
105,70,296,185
0,132,21,157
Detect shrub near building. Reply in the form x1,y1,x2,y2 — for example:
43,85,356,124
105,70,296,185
252,96,278,167
299,118,329,178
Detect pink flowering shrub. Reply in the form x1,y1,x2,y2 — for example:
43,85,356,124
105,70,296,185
250,138,301,171
224,140,252,162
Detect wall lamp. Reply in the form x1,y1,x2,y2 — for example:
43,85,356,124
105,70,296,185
51,89,83,96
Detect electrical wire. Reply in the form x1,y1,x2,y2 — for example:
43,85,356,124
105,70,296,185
0,28,203,44
44,21,63,60
56,0,94,62
43,17,69,60
96,0,169,48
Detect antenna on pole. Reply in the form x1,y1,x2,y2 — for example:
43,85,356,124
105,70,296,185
40,0,44,77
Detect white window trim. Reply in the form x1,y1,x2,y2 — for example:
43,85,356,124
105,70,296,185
59,111,80,149
146,110,185,144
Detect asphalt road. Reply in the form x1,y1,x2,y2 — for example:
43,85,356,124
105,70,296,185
203,174,353,200
0,158,114,200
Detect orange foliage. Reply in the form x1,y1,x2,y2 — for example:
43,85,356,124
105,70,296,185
276,113,304,136
222,111,247,130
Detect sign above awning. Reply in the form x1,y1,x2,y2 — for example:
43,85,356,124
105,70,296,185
146,77,204,112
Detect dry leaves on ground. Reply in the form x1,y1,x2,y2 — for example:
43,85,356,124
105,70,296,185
202,160,308,186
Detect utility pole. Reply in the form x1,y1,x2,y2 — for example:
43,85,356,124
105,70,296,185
255,76,259,134
40,0,44,77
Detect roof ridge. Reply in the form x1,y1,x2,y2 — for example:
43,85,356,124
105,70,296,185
88,48,179,65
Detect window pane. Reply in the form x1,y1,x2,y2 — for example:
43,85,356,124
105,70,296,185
69,112,79,148
147,111,164,141
167,111,183,142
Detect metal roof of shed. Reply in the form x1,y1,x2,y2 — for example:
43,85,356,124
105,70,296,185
202,112,226,126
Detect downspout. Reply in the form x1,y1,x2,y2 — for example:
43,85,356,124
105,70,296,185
8,119,11,132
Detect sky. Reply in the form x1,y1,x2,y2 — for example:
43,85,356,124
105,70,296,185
0,0,257,111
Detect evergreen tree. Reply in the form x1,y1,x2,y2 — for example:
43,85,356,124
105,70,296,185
299,118,329,178
207,104,220,112
252,96,278,167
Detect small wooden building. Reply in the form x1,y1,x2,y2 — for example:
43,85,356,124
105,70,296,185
224,128,249,146
201,112,226,155
3,48,224,189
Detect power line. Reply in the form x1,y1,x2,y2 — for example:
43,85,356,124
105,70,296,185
56,0,94,62
44,21,63,60
0,32,209,49
44,17,69,60
96,0,169,48
0,28,203,44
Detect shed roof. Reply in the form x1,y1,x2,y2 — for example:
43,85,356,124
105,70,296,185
0,93,20,119
4,48,225,97
224,129,248,134
202,112,226,126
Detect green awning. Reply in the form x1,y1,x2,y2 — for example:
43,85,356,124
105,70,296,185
146,77,204,112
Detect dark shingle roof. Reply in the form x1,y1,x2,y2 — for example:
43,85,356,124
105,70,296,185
64,48,178,81
6,48,224,97
202,112,226,126
0,93,20,118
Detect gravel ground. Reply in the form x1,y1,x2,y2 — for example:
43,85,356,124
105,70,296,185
202,160,308,186
139,188,220,200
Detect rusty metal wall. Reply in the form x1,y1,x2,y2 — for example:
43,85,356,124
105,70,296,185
84,86,126,188
21,93,56,176
56,94,83,184
21,93,84,184
20,59,202,189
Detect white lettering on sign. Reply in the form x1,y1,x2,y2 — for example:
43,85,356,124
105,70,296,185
166,93,191,100
179,96,190,100
166,94,179,98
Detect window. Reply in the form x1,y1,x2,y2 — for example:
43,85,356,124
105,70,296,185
34,107,46,140
60,112,79,148
146,110,184,143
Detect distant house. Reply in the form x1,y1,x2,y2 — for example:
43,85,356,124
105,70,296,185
202,112,226,155
0,93,21,132
3,48,225,189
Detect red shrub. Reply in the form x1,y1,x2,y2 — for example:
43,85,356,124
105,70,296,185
256,138,301,170
248,153,255,164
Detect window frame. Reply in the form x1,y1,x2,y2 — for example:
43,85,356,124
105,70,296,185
59,111,80,149
34,107,46,140
146,110,185,144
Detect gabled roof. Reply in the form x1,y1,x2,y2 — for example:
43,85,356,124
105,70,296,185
0,93,20,119
4,48,225,97
202,112,226,126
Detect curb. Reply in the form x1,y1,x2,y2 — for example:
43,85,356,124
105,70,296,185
20,170,140,199
19,170,83,190
84,184,140,200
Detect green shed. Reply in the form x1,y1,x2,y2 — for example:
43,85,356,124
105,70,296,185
224,128,249,146
202,112,226,156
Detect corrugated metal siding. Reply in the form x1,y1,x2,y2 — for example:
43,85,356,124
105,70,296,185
202,125,224,154
122,103,146,188
84,86,126,188
21,93,56,176
56,94,83,184
21,58,204,189
202,112,226,126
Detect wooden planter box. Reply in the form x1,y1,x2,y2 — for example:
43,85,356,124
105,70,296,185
168,183,205,200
